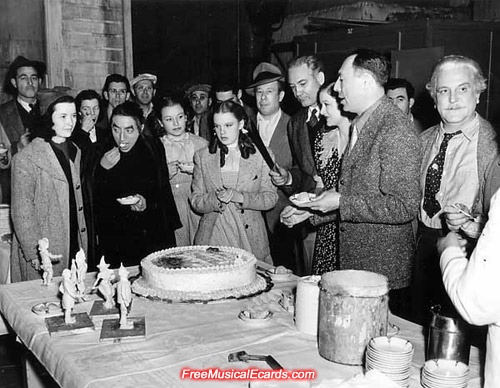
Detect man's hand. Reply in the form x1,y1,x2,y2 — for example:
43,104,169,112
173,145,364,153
294,189,341,213
437,231,467,256
130,194,147,212
443,204,473,232
20,130,30,148
280,205,311,228
81,114,96,133
269,163,290,187
100,147,121,170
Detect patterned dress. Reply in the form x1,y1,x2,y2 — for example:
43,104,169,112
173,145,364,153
312,128,342,275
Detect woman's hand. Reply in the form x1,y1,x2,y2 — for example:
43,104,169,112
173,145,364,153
178,162,194,175
130,194,147,212
280,205,312,228
216,187,234,204
100,147,120,170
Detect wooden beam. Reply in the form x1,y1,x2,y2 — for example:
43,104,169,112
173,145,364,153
122,0,134,79
43,0,64,87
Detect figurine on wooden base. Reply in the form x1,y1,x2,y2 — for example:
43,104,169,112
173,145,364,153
117,264,133,330
71,248,88,301
92,256,115,309
38,238,62,286
59,269,77,324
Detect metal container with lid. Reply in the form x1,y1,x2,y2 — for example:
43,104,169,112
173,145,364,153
426,305,471,365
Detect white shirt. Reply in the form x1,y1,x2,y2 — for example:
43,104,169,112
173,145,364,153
17,97,36,113
88,127,97,143
441,188,500,388
257,109,281,147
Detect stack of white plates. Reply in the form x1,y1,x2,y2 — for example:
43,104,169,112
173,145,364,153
365,336,414,388
0,204,11,237
421,359,469,388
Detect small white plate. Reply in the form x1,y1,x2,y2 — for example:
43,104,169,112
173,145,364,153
117,196,140,205
32,302,62,316
239,310,273,324
266,270,294,282
289,192,316,205
0,148,8,155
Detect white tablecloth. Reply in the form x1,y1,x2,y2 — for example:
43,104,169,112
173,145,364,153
0,267,484,388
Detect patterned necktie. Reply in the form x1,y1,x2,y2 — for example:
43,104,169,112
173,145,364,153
307,109,318,129
423,130,462,218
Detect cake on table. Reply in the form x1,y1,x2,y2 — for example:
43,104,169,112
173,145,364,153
132,246,268,302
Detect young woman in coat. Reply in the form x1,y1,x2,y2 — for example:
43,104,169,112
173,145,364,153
190,101,278,263
11,95,88,282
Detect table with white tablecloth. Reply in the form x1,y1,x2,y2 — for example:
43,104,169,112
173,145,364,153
0,266,484,388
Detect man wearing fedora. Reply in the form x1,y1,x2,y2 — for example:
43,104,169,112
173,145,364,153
0,55,46,203
185,83,212,141
246,62,297,270
131,73,158,138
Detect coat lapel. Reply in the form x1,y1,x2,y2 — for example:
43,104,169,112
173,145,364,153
29,140,68,183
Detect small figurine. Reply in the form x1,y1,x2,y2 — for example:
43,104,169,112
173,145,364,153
92,256,115,309
38,238,62,286
116,264,133,329
70,248,88,301
59,269,77,324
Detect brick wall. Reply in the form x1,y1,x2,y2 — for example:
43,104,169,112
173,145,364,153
60,0,128,95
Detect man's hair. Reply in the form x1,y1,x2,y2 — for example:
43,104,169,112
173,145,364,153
287,55,323,74
213,81,239,95
111,101,144,129
351,49,391,86
426,55,487,100
385,78,415,100
75,89,101,112
102,74,131,95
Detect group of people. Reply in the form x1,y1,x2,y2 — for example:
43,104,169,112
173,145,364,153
1,48,500,387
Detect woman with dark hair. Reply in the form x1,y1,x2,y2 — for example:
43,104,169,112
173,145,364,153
82,101,180,269
70,89,108,155
282,82,351,274
190,101,278,263
157,95,208,246
11,95,88,281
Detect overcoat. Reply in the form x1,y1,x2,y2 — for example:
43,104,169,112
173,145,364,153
190,147,278,262
11,138,88,282
338,97,422,289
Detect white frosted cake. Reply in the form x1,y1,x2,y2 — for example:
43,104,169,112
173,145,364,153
132,246,267,301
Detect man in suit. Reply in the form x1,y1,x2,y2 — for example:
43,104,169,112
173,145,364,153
271,55,325,274
413,55,498,323
0,55,46,203
130,73,158,138
246,62,296,269
296,49,421,315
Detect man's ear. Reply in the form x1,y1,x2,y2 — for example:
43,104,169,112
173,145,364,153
409,98,415,110
237,89,242,100
103,91,109,101
278,90,285,103
10,78,17,90
152,89,157,97
126,92,131,101
317,71,325,86
208,97,212,107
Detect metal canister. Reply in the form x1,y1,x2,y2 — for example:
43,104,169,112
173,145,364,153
426,306,471,365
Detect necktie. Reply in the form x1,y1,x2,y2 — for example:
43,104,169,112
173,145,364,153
422,130,462,218
29,103,40,117
307,109,318,130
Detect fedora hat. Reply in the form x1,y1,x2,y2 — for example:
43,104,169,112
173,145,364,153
246,62,284,96
7,56,46,80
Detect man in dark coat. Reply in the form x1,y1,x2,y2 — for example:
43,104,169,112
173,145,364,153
0,56,46,202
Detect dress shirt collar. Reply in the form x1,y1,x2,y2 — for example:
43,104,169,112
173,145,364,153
439,113,479,142
257,108,281,124
307,105,320,122
17,97,37,112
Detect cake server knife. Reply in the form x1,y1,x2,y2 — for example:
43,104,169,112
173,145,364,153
228,350,283,370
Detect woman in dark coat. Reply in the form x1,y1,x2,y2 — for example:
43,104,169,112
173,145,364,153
82,101,180,269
